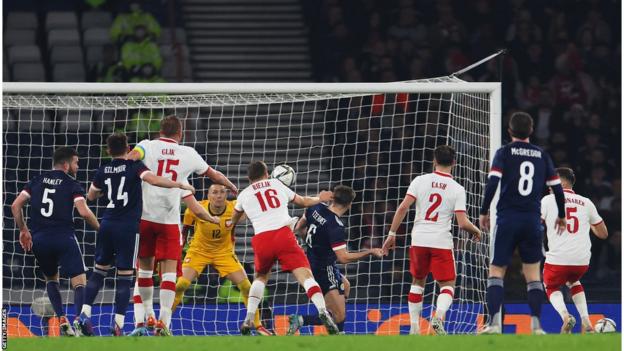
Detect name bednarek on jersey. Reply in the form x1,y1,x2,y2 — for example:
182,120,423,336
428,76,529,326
407,171,467,250
541,190,603,266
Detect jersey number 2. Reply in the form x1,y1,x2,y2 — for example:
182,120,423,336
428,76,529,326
254,189,280,212
425,193,442,222
157,159,179,181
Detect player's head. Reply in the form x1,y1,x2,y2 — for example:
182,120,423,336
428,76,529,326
160,115,183,142
433,145,456,168
508,112,534,140
556,167,575,188
332,185,356,210
207,183,227,207
106,132,129,157
53,147,79,175
247,161,269,182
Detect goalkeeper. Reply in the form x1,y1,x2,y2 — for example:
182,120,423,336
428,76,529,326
172,183,272,335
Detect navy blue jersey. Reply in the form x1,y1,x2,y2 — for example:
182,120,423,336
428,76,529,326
23,170,85,233
304,204,347,266
481,141,564,218
92,159,150,221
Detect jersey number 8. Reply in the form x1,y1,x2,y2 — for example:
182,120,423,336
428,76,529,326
518,161,534,196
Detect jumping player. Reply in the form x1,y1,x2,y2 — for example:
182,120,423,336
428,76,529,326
230,161,339,335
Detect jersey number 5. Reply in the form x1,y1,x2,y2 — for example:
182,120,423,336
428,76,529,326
254,189,280,212
566,207,579,234
157,159,179,181
41,188,55,217
425,193,442,222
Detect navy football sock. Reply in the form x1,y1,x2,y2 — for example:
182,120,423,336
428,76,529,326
114,274,134,317
302,315,324,325
486,277,504,327
73,285,85,319
527,281,544,329
84,267,107,307
46,280,64,317
336,320,345,332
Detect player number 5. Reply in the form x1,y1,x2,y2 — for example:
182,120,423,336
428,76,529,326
41,188,55,217
518,161,534,196
566,207,579,234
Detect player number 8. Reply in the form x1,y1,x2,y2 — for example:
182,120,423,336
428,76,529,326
518,161,534,196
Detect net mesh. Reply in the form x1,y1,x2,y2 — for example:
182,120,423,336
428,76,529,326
2,77,494,335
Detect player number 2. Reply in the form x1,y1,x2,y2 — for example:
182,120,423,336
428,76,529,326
157,159,179,181
40,188,55,217
105,176,128,208
424,193,442,222
254,189,281,212
518,161,534,196
566,207,579,234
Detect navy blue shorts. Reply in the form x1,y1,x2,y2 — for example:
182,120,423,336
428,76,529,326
32,231,86,278
491,213,544,267
95,219,140,270
311,263,345,295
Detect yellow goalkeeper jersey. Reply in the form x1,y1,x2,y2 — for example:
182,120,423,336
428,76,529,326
183,200,235,254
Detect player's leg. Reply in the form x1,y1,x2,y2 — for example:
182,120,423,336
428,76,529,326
58,234,89,336
172,266,199,312
543,263,574,333
519,220,547,334
430,248,456,335
483,222,513,334
291,267,339,334
137,220,157,326
289,265,345,335
223,254,266,330
568,280,592,332
241,272,270,335
154,224,183,334
109,229,140,336
32,237,66,320
408,246,429,335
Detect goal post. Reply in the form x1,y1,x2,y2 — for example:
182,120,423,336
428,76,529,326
2,79,501,336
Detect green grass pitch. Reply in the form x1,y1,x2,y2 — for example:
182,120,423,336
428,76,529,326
7,334,621,351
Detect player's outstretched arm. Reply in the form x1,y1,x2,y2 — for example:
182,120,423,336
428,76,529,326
591,222,608,239
75,199,100,231
203,167,238,194
292,190,333,208
11,192,32,252
86,185,103,202
142,172,196,193
335,247,384,264
230,208,244,228
382,195,415,254
455,212,482,241
183,195,220,224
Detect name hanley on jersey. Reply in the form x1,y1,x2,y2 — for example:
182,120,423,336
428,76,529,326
510,147,542,158
42,178,63,186
104,165,127,174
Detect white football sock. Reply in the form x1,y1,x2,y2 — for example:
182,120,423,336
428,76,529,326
133,282,146,326
246,280,265,320
303,278,326,313
408,285,424,330
435,286,454,319
159,272,177,327
137,269,155,318
548,290,569,320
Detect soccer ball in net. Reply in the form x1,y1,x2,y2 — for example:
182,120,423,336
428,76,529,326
271,164,296,187
594,318,617,333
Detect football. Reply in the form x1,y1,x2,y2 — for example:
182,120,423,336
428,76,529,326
271,164,296,187
595,318,617,333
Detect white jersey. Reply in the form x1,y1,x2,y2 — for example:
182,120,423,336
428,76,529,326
135,137,210,224
541,189,603,266
407,171,467,249
235,178,296,235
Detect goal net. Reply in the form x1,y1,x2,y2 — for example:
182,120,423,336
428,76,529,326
2,78,500,336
